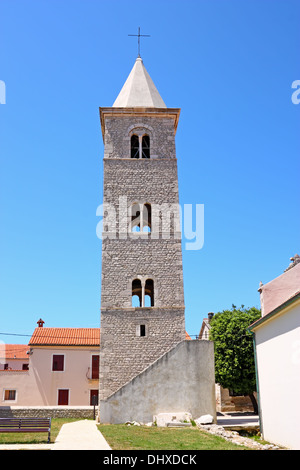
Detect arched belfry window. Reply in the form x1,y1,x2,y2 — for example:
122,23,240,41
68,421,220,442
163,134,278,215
145,279,154,307
143,203,151,232
131,203,141,232
132,278,154,307
130,132,150,159
131,203,151,233
132,279,142,307
142,135,150,158
131,135,139,159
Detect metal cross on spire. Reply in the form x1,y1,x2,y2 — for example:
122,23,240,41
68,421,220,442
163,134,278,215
128,27,150,58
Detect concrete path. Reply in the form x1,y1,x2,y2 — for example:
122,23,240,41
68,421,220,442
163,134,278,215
0,420,111,451
52,419,111,450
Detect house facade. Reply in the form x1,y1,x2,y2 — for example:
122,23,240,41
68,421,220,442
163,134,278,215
0,321,100,407
249,255,300,450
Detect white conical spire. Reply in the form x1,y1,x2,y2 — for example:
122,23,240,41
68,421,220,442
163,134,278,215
113,57,166,108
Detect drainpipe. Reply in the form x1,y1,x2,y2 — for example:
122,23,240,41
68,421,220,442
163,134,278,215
248,327,263,437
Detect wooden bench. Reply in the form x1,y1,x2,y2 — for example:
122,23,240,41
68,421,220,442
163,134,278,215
0,418,51,443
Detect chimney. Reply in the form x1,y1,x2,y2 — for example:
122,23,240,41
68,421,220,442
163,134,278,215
37,318,44,328
208,312,214,322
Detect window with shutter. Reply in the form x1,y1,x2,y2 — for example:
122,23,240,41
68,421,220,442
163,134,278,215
52,355,64,371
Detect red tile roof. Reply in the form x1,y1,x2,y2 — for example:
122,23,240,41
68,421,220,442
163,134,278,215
0,344,29,359
29,328,100,346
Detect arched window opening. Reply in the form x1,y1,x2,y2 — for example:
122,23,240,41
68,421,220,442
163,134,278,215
131,278,154,308
145,279,154,307
131,135,139,159
132,279,142,307
130,203,151,233
131,203,141,232
142,203,151,232
142,135,150,158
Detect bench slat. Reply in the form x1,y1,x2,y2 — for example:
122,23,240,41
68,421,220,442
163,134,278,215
0,428,49,433
0,417,51,442
0,418,51,424
0,419,50,423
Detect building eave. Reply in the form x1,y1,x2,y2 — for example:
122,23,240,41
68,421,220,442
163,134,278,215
248,292,300,332
99,107,181,141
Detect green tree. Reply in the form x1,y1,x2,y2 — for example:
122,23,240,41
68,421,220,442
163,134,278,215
209,305,261,413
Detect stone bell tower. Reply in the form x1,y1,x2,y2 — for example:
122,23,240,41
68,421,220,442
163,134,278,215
99,57,186,403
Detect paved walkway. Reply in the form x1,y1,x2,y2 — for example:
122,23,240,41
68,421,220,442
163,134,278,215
0,420,111,451
52,419,111,450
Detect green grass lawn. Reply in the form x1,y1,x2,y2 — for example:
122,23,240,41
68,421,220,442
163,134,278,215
0,419,254,449
98,424,249,450
0,418,78,445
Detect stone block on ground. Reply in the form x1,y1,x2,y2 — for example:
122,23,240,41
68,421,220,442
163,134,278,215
195,414,214,425
154,412,192,427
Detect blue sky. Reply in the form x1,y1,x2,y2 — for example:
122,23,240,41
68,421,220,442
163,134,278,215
1,0,299,343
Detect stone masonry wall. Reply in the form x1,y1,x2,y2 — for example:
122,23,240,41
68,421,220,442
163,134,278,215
0,406,96,419
103,115,176,160
103,158,180,207
100,307,185,400
101,158,185,309
101,238,184,309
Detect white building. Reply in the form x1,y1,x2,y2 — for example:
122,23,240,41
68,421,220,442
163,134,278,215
249,255,300,450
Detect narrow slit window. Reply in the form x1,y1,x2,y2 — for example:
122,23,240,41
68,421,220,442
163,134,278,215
91,355,100,380
140,325,146,337
131,135,139,158
142,135,150,158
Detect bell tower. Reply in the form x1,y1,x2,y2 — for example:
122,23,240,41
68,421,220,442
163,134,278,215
99,57,186,402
